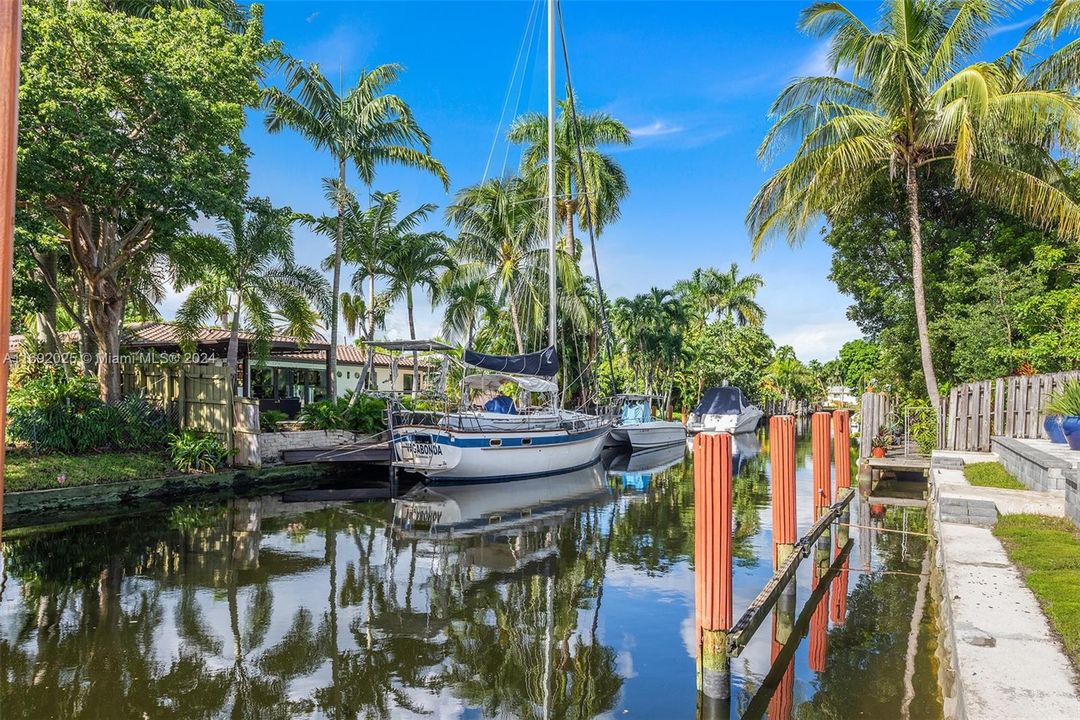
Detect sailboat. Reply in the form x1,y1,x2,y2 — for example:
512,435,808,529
381,0,612,484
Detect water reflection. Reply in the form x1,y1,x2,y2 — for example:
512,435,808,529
0,428,941,719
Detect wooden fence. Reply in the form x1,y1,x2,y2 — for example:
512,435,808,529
858,392,895,459
941,371,1080,452
120,362,233,441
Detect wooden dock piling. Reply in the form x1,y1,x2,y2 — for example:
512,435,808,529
693,432,733,705
769,416,797,569
769,610,795,720
811,412,833,518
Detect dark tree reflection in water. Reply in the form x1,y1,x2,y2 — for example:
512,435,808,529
0,427,942,719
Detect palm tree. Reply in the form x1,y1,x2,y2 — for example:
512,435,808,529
446,177,547,353
385,230,454,395
747,0,1080,410
509,98,631,254
264,61,449,399
674,264,765,327
339,292,365,343
172,198,330,389
440,274,498,349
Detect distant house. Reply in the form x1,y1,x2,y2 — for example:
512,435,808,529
11,321,432,416
825,385,857,407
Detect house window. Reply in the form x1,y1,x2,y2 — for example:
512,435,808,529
251,367,274,399
403,374,413,392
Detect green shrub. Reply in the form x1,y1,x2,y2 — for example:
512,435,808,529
298,393,386,434
167,431,229,473
907,406,938,456
259,410,289,432
8,368,171,453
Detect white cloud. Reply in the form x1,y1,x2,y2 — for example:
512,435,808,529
798,43,835,77
630,120,684,138
990,16,1036,36
771,320,861,362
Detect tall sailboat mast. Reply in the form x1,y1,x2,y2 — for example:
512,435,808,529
546,0,558,358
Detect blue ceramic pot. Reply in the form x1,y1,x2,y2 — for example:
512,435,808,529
1063,416,1080,451
1044,414,1067,444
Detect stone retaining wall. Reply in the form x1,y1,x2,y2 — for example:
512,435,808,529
257,430,365,464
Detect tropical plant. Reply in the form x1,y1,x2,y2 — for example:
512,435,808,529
385,230,454,394
674,264,765,328
172,198,330,385
509,98,631,253
1046,379,1080,417
297,394,387,434
8,367,171,452
446,177,547,353
259,410,289,432
265,61,449,399
168,430,229,473
439,274,499,348
747,0,1080,411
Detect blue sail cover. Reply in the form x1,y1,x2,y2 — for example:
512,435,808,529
463,346,559,377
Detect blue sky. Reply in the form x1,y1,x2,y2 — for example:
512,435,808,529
167,0,1039,361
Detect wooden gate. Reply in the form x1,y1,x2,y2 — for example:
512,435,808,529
120,362,232,441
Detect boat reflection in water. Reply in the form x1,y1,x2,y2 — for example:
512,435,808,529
602,442,687,495
393,461,609,540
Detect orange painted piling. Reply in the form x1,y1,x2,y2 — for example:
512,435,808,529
0,0,20,542
693,432,733,700
832,409,852,495
769,415,797,569
809,545,831,673
811,412,833,518
769,613,795,720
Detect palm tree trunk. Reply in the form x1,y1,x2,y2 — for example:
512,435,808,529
227,293,242,395
508,291,525,354
327,156,346,401
564,209,576,256
407,287,418,399
904,163,941,410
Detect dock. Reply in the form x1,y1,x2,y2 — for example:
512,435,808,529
280,439,393,465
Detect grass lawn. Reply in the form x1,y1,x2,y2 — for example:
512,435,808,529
5,450,176,493
994,514,1080,668
964,461,1026,490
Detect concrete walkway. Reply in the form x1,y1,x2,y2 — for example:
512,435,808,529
931,452,1080,718
937,522,1080,719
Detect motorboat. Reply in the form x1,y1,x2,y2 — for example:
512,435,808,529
606,394,688,450
687,386,764,435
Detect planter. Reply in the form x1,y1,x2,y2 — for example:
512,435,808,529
871,446,886,458
1063,416,1080,451
1044,414,1068,444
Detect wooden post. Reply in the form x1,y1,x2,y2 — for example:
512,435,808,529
811,412,832,519
0,0,21,541
693,432,732,708
830,541,849,626
769,415,797,568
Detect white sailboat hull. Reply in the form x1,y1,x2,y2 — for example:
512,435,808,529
392,415,611,483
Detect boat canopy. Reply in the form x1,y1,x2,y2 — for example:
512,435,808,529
693,387,749,416
463,346,559,377
365,339,454,353
462,373,558,394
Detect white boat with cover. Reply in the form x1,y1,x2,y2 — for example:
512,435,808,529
687,386,764,435
606,394,688,450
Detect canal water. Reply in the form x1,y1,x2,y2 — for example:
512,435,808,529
0,424,942,719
